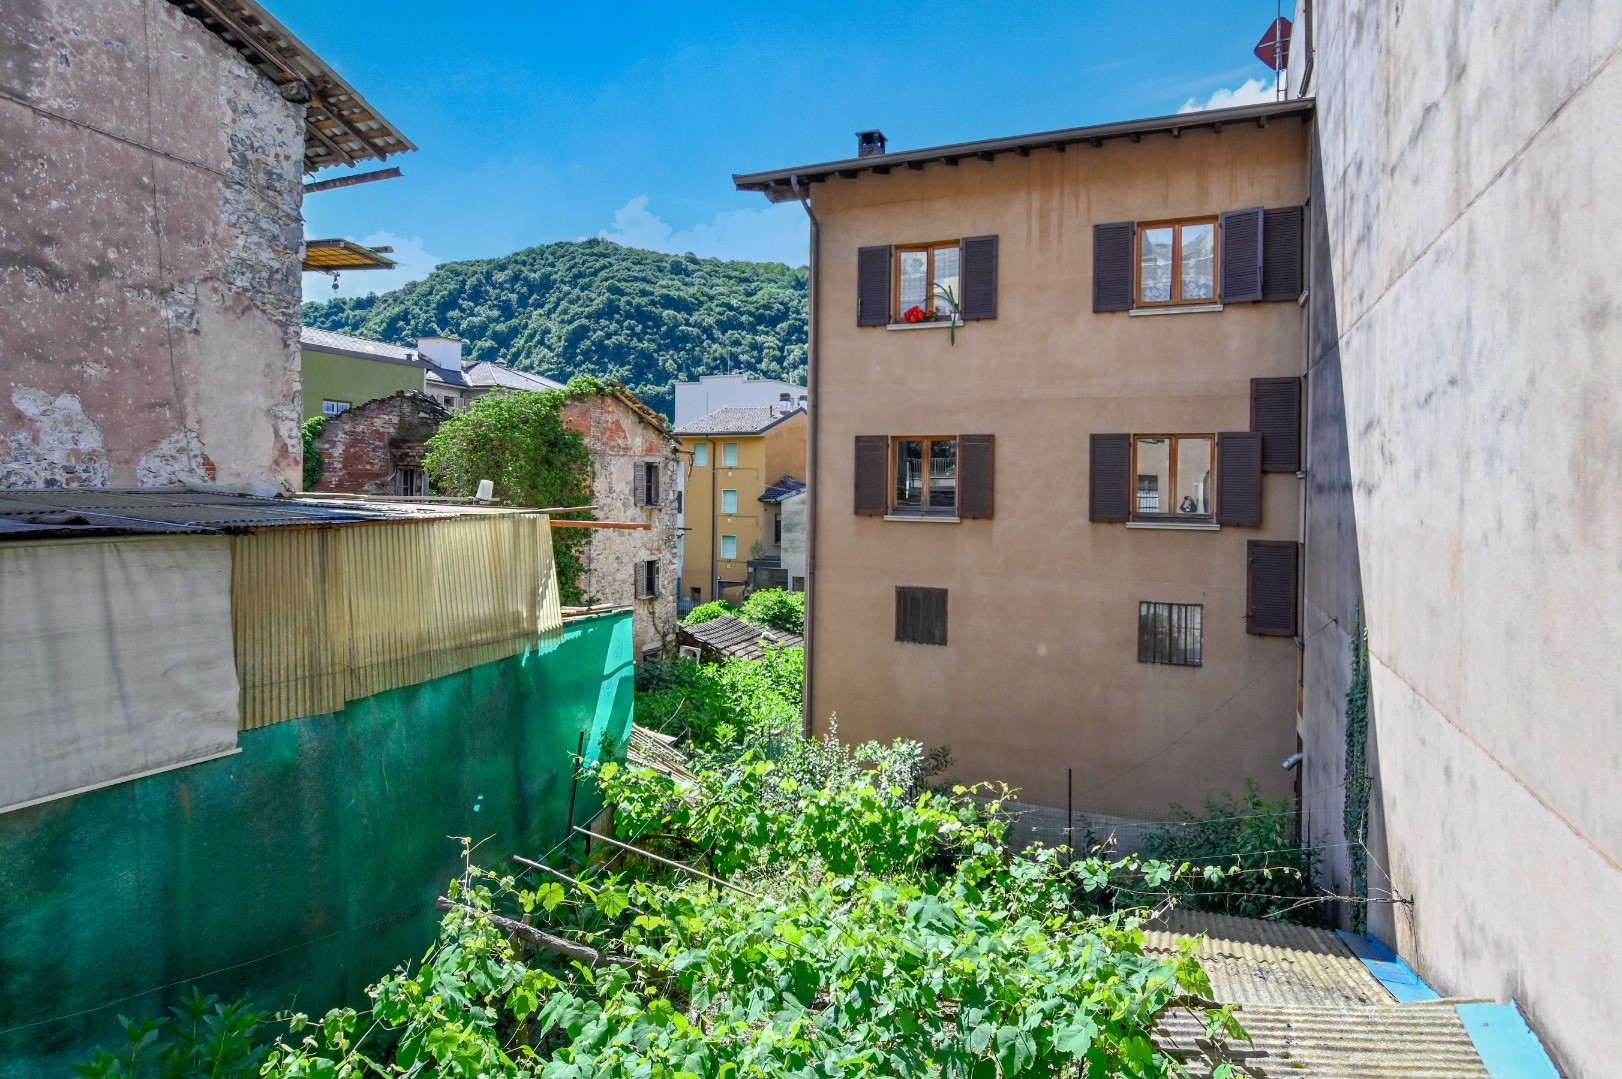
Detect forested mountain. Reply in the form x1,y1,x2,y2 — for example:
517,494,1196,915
302,240,807,417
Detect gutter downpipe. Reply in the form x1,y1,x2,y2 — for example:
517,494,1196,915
792,173,818,738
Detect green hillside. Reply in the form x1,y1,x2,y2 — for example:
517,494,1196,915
302,239,807,417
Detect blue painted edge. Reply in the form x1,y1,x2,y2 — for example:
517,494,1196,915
1456,1002,1561,1079
1336,929,1442,1002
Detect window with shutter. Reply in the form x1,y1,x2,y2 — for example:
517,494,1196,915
1215,432,1262,526
958,434,994,518
1261,206,1304,301
1220,207,1265,303
1136,218,1218,306
1089,434,1132,522
960,236,998,320
1132,435,1214,518
634,461,647,507
895,586,948,646
646,559,659,598
1247,540,1299,636
1251,377,1302,472
645,462,660,506
857,245,892,326
854,436,888,515
634,561,648,599
1093,222,1135,312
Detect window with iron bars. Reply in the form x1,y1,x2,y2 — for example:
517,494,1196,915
1138,601,1202,667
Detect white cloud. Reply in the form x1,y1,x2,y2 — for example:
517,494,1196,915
598,196,809,266
302,231,443,302
1178,77,1278,114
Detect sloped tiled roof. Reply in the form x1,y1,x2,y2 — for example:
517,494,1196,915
464,362,565,392
759,477,806,504
673,406,803,437
678,615,802,659
300,326,424,365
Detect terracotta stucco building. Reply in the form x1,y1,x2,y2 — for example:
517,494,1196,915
736,102,1311,819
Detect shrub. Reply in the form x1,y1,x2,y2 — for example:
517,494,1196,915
737,587,804,634
680,599,736,624
300,415,324,490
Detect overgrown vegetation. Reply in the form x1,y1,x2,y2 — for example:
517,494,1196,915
423,385,596,604
1135,784,1321,924
74,990,269,1078
303,240,808,417
680,600,737,625
737,589,804,634
634,648,803,747
300,415,324,491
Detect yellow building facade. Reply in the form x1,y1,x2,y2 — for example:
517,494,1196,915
676,407,806,604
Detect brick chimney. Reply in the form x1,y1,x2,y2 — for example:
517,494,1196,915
856,130,887,158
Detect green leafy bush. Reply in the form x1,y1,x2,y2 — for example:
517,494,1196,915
635,649,802,747
303,240,808,417
74,990,268,1078
737,587,804,634
300,415,324,491
1135,782,1322,923
424,388,594,604
679,599,736,625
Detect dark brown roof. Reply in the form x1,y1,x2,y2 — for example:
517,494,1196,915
166,0,415,173
678,615,802,659
734,99,1314,203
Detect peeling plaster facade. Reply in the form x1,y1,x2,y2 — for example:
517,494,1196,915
1293,3,1622,1076
1,0,306,490
563,393,680,658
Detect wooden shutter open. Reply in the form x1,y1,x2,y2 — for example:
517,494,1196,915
960,235,998,320
1251,377,1302,472
1088,433,1131,522
854,435,889,515
857,245,891,326
1093,222,1135,312
633,461,647,507
1247,540,1299,636
1216,431,1263,526
958,434,994,518
1261,206,1304,301
634,561,648,599
1220,207,1264,303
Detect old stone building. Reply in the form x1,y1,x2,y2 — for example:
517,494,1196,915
0,0,410,491
310,391,448,495
562,387,680,658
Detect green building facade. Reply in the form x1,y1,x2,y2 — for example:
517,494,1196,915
300,327,428,420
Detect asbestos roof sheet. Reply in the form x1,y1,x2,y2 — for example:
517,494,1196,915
463,362,565,392
1143,910,1389,1008
300,326,423,365
678,615,802,659
0,489,521,541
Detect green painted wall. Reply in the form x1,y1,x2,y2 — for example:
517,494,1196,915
0,611,635,1075
301,348,427,420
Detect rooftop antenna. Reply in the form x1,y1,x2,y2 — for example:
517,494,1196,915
1255,6,1293,100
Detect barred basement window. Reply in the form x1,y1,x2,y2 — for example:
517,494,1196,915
1138,602,1202,667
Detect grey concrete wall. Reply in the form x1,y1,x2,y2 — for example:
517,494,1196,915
0,0,305,490
779,492,805,584
1300,3,1622,1075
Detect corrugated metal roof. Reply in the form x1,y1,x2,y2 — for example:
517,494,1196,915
678,615,802,659
1145,911,1494,1078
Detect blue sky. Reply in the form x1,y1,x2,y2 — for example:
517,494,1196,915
290,1,1286,300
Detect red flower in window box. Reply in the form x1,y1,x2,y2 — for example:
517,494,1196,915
902,305,926,323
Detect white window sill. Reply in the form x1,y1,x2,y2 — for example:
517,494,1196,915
1126,519,1220,531
886,319,962,331
1128,303,1224,317
883,513,961,523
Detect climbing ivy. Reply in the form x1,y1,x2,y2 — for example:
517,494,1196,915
1342,609,1371,933
300,415,324,491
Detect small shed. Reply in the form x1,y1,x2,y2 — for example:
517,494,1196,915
677,614,803,661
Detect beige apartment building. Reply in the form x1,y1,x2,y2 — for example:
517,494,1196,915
676,407,807,605
736,101,1311,818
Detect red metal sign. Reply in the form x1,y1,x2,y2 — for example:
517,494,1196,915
1255,16,1293,71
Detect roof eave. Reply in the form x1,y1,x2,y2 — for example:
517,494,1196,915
733,99,1315,202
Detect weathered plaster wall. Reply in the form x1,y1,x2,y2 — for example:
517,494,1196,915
808,123,1309,816
563,394,679,656
779,492,806,585
0,0,305,490
1302,3,1622,1074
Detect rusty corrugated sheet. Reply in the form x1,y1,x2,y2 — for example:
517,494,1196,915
233,513,562,729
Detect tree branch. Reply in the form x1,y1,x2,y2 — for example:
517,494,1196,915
436,898,638,970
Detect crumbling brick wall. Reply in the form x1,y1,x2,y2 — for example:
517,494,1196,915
0,0,306,490
562,392,679,657
312,392,448,494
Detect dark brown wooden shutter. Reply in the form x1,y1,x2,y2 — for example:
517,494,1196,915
1261,206,1304,301
896,586,948,646
960,235,998,320
1220,207,1264,303
634,461,647,507
1088,434,1131,522
854,435,888,515
1093,222,1135,312
1247,540,1299,636
1251,377,1302,472
958,434,994,518
857,245,891,326
1216,431,1262,526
